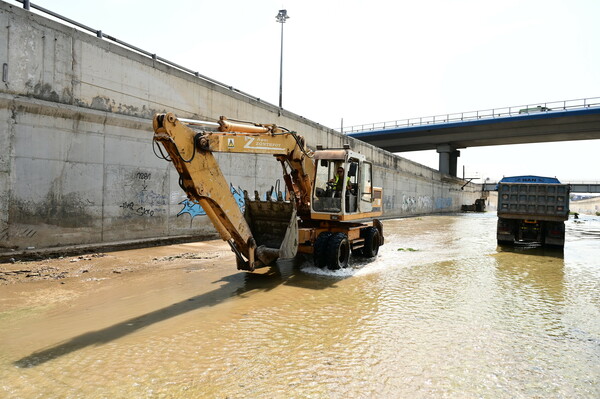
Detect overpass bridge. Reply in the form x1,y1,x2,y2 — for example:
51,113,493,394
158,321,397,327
347,98,600,176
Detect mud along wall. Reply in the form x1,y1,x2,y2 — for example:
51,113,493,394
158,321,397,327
0,2,481,251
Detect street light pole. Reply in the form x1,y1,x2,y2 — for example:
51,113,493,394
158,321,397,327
276,9,289,109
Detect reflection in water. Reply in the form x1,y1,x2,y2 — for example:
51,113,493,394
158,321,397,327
1,213,599,398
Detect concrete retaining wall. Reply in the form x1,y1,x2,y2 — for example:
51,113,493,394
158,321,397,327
570,197,600,215
0,2,482,252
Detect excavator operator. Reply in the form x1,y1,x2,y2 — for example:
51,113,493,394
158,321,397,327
331,166,350,197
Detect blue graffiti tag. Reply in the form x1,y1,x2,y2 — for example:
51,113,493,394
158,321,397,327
434,197,453,209
232,184,245,210
177,183,246,220
177,199,206,218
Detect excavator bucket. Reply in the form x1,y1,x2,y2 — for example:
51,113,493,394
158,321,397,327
243,191,298,266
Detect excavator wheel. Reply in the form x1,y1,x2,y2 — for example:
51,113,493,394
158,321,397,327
326,233,350,270
360,227,380,258
313,232,333,268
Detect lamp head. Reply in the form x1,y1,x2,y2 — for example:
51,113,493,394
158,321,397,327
276,9,289,23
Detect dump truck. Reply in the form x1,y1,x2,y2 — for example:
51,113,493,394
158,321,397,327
496,176,570,248
461,198,486,212
152,113,384,271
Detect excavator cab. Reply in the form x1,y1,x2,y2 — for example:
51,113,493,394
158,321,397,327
311,148,379,221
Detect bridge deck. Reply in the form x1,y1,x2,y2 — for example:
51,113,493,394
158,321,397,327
349,107,600,152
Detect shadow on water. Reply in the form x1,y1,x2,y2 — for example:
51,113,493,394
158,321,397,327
496,243,565,259
14,259,342,369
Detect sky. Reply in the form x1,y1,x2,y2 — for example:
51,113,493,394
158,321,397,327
16,0,600,182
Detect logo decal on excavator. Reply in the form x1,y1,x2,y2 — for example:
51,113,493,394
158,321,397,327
227,138,235,148
244,137,283,151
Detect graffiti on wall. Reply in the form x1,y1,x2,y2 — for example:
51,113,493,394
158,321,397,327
417,195,433,211
119,201,158,217
400,194,433,213
384,195,395,211
177,183,245,222
384,194,438,213
435,197,453,209
119,170,167,217
135,171,152,189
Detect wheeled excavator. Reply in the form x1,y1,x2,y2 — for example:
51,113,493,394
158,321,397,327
152,113,384,271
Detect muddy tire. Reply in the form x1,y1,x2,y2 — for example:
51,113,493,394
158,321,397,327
361,227,380,258
313,232,333,268
326,233,350,270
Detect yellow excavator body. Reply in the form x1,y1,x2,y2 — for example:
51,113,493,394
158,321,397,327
152,113,384,271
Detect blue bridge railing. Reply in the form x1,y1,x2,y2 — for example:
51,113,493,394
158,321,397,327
343,97,600,134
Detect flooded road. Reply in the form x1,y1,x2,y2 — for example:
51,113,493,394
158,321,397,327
1,213,599,398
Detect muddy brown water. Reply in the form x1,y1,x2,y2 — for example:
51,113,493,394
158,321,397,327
1,213,599,398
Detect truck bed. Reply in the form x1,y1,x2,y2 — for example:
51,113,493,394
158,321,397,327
497,183,570,222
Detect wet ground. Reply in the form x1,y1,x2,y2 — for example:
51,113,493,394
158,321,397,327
1,213,599,398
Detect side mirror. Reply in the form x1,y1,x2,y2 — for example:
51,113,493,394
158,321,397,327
348,162,357,177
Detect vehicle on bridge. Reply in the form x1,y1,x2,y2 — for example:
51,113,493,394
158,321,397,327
518,105,552,114
496,176,570,248
152,113,384,271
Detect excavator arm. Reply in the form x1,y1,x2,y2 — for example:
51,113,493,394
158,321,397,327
196,116,315,214
152,113,314,271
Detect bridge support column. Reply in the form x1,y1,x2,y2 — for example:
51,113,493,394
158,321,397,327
436,144,460,176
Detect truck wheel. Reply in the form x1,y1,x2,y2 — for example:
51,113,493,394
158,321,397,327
361,227,380,258
313,232,332,268
326,233,350,270
544,222,565,249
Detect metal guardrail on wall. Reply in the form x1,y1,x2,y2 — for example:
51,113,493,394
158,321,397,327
343,97,600,134
13,0,276,109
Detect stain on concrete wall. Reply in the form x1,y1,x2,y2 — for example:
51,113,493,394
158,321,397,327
32,82,60,102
